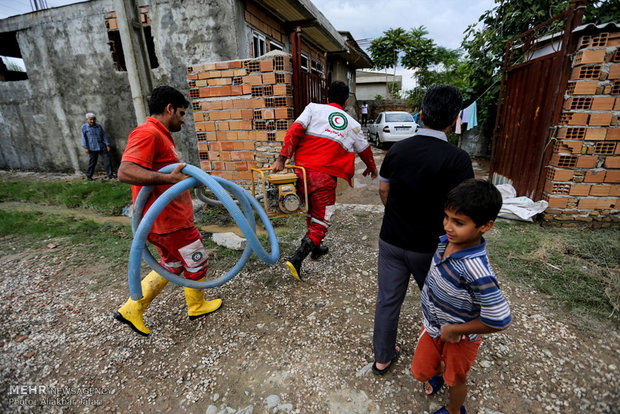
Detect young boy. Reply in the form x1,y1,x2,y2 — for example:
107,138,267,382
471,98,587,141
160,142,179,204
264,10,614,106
410,179,511,414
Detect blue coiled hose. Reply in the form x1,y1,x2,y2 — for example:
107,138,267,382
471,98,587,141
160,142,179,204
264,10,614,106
128,163,279,300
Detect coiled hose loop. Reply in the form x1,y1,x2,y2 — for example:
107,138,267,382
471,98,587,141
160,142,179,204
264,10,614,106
128,163,279,300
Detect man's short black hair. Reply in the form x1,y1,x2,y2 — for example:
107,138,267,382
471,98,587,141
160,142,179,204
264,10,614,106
328,81,349,107
421,85,463,130
148,86,189,115
445,179,503,227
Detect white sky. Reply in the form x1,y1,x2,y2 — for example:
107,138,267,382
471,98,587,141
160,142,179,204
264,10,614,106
0,0,496,90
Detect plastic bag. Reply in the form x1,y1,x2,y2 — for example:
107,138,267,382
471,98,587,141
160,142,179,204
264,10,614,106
496,184,548,222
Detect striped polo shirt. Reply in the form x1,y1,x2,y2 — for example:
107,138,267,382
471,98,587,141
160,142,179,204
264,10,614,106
421,235,512,341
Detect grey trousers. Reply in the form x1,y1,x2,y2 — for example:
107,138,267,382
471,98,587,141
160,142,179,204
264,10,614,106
373,238,434,364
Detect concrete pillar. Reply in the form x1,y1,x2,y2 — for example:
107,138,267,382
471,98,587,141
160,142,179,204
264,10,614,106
33,36,81,174
114,0,152,124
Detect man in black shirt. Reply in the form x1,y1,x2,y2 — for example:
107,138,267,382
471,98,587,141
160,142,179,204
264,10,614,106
372,85,474,375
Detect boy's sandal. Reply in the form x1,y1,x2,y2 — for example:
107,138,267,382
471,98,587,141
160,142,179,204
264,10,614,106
424,375,445,396
371,348,401,375
432,405,466,414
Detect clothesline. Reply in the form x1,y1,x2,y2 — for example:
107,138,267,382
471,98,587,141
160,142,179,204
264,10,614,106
469,78,501,107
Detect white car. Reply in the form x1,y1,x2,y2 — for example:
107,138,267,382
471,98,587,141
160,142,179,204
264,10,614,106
367,111,418,148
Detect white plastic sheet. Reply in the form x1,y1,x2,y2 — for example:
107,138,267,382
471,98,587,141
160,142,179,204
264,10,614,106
496,184,548,222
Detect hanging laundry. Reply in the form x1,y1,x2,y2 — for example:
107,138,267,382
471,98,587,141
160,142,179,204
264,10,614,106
466,101,478,130
459,102,478,131
461,106,471,127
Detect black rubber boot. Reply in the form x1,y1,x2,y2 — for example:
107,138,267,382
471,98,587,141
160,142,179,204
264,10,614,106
310,245,329,260
285,236,313,281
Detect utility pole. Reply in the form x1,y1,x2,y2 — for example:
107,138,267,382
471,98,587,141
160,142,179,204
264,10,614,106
115,0,153,124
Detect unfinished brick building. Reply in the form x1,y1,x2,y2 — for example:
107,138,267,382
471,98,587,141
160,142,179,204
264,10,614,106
187,54,293,183
491,0,619,227
0,0,371,175
543,29,620,226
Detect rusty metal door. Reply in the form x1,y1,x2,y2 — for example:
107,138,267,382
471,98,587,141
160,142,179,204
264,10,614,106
490,2,585,199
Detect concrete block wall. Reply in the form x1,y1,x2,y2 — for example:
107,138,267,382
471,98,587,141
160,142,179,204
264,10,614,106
542,31,620,227
186,53,293,186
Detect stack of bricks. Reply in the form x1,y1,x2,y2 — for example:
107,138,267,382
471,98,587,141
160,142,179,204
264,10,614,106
542,30,620,227
186,54,293,186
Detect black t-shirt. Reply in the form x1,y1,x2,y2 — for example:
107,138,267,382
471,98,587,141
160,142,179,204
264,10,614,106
379,134,474,253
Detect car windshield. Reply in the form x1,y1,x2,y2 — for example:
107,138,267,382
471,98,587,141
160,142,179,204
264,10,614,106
385,113,414,123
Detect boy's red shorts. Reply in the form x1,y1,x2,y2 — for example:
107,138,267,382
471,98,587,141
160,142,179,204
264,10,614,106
411,327,481,386
147,226,209,281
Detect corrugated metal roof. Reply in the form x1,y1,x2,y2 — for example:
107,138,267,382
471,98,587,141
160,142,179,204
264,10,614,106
572,21,620,33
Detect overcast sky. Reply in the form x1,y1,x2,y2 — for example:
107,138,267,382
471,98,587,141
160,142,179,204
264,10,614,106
1,0,496,90
312,0,496,91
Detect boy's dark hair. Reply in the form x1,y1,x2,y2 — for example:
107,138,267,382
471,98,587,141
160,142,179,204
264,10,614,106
421,85,463,130
445,179,503,227
328,81,349,107
148,86,189,115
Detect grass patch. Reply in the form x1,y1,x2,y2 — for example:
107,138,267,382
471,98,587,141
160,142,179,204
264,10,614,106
0,180,131,215
486,221,619,325
0,210,132,289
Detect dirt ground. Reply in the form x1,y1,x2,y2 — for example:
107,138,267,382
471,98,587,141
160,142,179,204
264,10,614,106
0,147,618,413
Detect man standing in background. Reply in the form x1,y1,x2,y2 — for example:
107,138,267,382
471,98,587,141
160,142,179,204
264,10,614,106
81,112,113,180
360,101,369,127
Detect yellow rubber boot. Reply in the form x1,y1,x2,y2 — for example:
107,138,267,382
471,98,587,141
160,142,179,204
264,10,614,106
114,271,168,336
184,279,222,320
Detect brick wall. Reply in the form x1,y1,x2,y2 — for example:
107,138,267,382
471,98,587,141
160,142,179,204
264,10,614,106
542,31,620,227
186,53,293,186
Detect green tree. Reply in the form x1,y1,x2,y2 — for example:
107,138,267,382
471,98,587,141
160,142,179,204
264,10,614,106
399,27,437,70
367,27,410,70
368,26,461,99
405,47,467,110
462,0,620,143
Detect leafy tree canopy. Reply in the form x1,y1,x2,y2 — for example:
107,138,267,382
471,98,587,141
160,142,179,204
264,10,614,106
461,0,620,139
368,26,462,101
368,26,457,72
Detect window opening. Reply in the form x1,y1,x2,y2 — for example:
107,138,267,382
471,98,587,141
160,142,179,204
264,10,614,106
252,32,266,58
301,53,309,72
143,25,159,68
105,8,159,72
0,31,28,81
311,59,323,76
269,40,284,52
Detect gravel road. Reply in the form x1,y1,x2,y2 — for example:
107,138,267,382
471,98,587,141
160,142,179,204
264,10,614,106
0,150,618,413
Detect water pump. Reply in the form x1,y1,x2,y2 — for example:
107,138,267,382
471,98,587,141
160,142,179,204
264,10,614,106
251,166,308,218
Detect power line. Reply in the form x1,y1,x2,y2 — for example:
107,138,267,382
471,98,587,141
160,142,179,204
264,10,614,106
0,3,27,14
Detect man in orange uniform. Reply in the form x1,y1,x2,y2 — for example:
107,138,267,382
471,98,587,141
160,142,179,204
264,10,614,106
114,86,222,336
272,81,378,281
